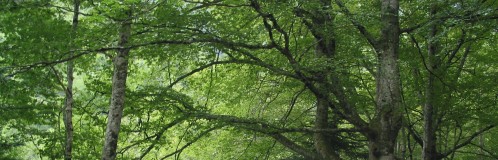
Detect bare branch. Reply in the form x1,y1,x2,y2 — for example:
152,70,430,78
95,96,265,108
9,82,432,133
130,116,188,159
159,126,221,160
446,30,466,65
439,125,495,159
6,50,100,77
469,142,498,159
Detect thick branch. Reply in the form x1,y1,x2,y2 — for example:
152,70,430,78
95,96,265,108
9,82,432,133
192,112,360,134
269,133,319,160
249,0,291,53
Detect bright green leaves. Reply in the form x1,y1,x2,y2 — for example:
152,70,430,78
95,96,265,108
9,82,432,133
1,7,71,66
1,0,496,159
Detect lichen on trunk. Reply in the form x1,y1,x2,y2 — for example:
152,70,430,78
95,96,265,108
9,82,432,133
367,0,403,159
64,0,79,159
101,9,132,160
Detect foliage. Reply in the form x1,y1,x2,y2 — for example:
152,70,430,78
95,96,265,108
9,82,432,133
0,0,496,159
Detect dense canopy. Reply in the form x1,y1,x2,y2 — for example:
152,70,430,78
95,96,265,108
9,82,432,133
0,0,497,160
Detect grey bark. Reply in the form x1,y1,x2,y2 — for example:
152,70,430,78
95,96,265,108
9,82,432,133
64,0,79,159
422,7,438,160
101,9,132,160
368,0,402,159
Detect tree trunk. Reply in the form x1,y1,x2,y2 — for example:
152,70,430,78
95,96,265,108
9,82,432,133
368,0,402,159
314,98,340,160
300,1,341,159
422,7,438,160
101,10,132,160
64,0,79,159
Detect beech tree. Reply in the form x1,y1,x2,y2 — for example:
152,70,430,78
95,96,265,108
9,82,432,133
0,0,496,160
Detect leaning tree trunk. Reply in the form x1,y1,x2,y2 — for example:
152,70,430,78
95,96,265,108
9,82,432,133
64,0,79,159
368,0,402,159
101,9,132,160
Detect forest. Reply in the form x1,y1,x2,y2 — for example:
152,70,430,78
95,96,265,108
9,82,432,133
0,0,497,159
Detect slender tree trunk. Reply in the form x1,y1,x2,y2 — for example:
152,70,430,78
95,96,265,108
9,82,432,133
314,98,340,160
422,7,438,160
64,0,79,159
313,37,341,160
101,9,132,160
368,0,402,159
299,1,341,159
314,18,341,160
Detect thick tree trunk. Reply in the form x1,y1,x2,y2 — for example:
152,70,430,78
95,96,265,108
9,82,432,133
368,0,402,159
422,7,438,160
64,0,79,159
101,10,132,160
369,54,402,160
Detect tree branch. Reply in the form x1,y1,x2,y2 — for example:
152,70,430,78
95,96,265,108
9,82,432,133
439,125,495,159
269,133,319,160
334,0,378,48
191,112,360,134
137,116,189,159
159,126,221,160
446,30,466,65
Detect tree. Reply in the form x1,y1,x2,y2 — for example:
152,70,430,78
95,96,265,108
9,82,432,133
101,2,133,159
0,0,496,159
63,0,80,159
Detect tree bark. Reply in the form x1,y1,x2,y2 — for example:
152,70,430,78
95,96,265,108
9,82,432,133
368,0,402,159
101,9,132,160
312,4,341,159
314,98,340,160
422,7,438,160
296,1,341,159
64,0,79,159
